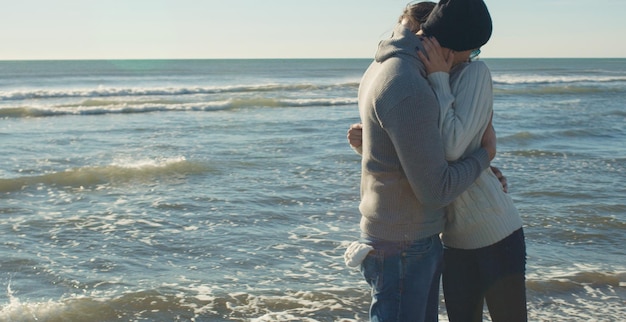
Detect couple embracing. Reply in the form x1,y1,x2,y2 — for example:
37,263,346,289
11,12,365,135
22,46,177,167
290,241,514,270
345,0,527,321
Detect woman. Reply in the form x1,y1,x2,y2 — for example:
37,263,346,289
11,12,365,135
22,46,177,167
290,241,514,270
347,1,527,321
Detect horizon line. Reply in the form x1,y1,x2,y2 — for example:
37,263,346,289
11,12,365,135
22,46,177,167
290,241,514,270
1,57,625,62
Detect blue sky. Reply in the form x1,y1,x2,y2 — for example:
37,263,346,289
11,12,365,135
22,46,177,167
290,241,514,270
2,0,624,60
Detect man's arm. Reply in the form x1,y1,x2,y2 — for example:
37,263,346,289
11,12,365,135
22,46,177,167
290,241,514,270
382,93,494,209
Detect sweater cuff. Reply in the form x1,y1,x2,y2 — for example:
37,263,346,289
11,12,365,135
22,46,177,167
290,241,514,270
427,72,452,96
470,148,491,171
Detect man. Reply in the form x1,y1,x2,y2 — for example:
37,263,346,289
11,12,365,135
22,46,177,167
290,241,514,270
355,0,495,320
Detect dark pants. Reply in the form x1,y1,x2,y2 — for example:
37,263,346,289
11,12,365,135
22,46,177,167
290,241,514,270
443,228,527,322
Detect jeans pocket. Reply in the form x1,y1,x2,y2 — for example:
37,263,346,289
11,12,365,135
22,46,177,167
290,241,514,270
403,235,436,257
361,249,384,290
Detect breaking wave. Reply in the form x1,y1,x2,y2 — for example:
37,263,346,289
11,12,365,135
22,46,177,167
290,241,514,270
0,157,212,193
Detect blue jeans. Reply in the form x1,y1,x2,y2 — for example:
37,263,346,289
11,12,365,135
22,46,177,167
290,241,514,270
360,234,443,322
442,228,527,322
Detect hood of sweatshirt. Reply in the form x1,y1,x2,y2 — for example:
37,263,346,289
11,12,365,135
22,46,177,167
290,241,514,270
375,24,427,76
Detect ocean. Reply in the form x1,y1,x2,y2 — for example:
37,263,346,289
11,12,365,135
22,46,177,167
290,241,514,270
0,58,624,321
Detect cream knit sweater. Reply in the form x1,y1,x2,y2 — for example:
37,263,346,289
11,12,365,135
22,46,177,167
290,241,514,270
428,61,523,249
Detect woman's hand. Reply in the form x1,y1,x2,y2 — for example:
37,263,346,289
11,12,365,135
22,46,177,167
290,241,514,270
347,123,363,148
417,37,454,75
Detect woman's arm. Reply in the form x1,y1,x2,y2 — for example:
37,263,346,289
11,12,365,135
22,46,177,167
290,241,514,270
431,62,494,161
419,38,494,161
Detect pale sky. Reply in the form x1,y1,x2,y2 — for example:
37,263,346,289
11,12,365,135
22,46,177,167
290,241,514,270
1,0,625,60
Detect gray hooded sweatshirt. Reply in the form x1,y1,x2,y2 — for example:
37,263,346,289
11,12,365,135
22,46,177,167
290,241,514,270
357,24,490,242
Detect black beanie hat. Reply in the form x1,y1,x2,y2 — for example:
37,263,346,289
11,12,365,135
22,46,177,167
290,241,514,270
420,0,492,51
